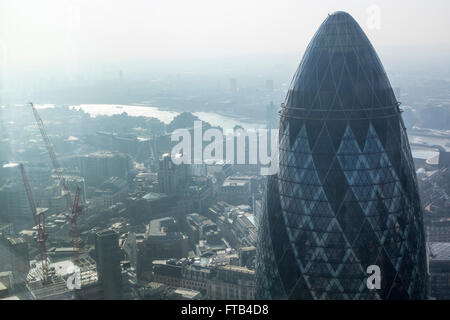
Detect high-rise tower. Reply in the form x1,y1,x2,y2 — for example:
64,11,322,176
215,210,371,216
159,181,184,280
95,229,123,300
256,12,427,300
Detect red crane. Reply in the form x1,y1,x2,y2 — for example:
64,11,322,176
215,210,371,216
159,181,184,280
20,163,49,285
29,102,82,265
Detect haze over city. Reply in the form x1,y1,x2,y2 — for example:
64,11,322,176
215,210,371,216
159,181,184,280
2,0,450,103
0,0,449,304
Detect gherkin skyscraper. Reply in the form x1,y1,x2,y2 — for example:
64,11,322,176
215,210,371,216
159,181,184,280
255,12,428,300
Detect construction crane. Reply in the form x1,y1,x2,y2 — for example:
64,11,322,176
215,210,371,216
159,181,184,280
29,102,81,265
70,187,82,264
19,163,49,285
29,102,73,210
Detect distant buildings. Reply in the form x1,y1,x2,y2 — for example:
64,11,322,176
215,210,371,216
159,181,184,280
91,176,128,208
126,191,192,225
0,8,447,302
79,151,130,187
265,101,277,130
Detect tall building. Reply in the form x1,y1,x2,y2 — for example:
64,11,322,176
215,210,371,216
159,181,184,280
95,230,123,299
79,151,130,187
266,101,277,130
0,236,29,285
158,153,189,196
0,183,29,225
256,12,427,300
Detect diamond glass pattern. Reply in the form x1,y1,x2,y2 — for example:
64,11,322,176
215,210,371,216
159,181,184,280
255,12,427,300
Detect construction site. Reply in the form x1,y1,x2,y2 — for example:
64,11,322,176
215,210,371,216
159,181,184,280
0,103,104,299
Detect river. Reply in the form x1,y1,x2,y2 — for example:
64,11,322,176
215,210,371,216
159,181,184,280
66,103,447,160
69,104,266,130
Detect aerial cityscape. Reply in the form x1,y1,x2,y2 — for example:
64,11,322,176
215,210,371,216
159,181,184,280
0,1,449,304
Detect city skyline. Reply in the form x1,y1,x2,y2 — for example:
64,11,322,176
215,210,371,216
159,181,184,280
0,1,449,304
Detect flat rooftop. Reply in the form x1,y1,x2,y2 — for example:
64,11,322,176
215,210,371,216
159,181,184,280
173,288,201,299
429,242,450,261
143,192,168,201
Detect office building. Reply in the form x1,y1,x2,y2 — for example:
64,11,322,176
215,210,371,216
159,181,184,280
256,12,427,300
95,229,123,299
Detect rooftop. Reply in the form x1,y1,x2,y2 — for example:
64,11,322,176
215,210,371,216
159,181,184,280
147,217,186,241
142,192,167,201
428,242,450,261
172,288,202,299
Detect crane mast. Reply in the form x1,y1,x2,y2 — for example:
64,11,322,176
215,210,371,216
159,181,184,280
71,187,82,264
29,102,82,265
29,102,72,209
19,163,49,285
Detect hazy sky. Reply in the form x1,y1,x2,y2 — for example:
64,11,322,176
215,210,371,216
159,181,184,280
2,0,450,65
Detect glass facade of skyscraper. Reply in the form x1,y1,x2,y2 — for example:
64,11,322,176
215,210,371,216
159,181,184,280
256,12,428,300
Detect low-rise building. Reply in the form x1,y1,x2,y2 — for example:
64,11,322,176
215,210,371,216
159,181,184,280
428,242,450,300
220,176,253,205
186,213,220,245
137,217,189,279
91,177,128,208
151,256,255,300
